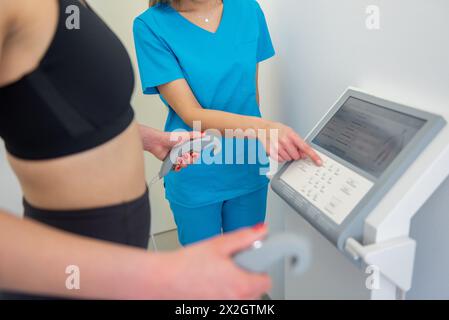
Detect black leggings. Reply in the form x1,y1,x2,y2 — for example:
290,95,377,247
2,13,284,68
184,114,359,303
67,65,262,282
1,188,151,300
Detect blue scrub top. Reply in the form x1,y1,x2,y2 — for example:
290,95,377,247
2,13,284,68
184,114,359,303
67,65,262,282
134,0,275,208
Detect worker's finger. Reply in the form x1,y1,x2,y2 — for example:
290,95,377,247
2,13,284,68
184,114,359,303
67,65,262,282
182,153,192,164
291,134,322,166
282,137,301,160
176,158,188,169
278,148,292,162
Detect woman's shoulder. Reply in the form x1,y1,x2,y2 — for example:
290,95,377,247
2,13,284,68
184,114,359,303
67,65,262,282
234,0,263,11
229,0,266,22
134,3,173,27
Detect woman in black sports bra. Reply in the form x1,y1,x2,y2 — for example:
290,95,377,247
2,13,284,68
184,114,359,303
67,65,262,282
0,0,270,299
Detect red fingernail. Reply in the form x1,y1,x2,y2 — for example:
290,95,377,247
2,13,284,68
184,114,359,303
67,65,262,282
252,223,266,231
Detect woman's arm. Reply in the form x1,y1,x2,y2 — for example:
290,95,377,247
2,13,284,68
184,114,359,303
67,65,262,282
158,79,322,164
0,211,270,299
159,79,269,135
0,211,158,299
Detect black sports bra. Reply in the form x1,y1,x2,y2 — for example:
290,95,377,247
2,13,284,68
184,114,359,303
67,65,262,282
0,0,135,160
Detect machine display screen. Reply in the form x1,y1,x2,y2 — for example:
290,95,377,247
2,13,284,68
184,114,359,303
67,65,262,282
312,97,427,178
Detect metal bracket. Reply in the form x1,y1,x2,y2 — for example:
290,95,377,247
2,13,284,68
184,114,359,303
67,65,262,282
345,237,416,293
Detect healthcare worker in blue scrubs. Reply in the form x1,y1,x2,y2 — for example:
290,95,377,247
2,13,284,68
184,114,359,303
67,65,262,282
134,0,322,246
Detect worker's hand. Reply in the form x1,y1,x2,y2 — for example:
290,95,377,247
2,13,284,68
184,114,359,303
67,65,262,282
263,122,322,165
155,225,272,300
139,125,202,170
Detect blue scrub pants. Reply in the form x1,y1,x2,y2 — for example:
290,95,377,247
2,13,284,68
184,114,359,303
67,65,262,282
169,186,268,246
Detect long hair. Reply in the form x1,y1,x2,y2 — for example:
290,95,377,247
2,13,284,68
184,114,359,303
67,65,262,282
149,0,172,7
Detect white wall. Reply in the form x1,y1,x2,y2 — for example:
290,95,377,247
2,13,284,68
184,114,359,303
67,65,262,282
409,176,449,299
0,144,22,216
260,0,449,299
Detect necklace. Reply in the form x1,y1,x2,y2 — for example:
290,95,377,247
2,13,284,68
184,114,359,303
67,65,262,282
174,0,222,24
198,15,211,23
196,1,222,23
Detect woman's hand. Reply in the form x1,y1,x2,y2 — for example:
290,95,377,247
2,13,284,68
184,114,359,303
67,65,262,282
154,225,272,300
139,125,201,171
262,121,322,165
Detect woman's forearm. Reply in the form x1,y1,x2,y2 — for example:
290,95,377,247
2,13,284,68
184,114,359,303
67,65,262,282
158,79,272,137
185,108,270,136
0,211,163,299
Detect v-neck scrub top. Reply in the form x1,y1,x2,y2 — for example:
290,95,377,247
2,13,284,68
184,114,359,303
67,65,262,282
134,0,275,208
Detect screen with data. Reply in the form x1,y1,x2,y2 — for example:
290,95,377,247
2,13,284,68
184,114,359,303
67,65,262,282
312,97,427,178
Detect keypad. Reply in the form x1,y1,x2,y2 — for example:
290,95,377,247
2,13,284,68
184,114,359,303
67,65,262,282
281,150,374,225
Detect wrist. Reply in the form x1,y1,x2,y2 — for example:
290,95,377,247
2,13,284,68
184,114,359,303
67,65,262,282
139,125,159,153
257,119,277,135
262,119,277,130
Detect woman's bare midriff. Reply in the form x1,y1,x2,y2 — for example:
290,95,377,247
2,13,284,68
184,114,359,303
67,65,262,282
7,121,147,211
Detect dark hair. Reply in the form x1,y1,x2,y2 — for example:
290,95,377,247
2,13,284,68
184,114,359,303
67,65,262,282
149,0,172,7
